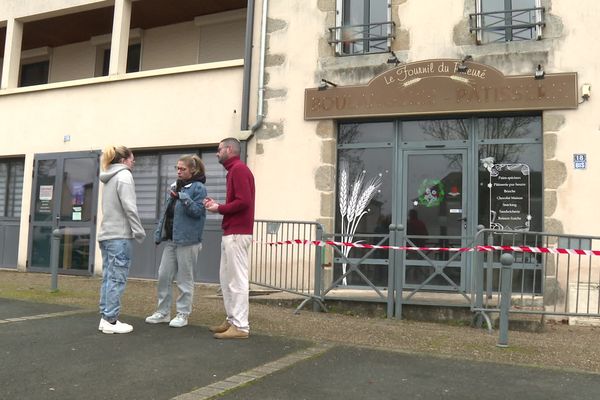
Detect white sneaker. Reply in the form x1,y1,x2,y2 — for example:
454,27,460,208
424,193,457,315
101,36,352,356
145,312,170,324
100,319,133,334
169,313,188,328
98,318,103,331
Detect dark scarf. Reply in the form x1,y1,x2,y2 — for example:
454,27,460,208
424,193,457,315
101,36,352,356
163,174,207,240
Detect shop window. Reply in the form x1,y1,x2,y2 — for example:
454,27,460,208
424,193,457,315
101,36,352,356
401,119,470,142
330,0,394,56
470,0,544,44
132,149,225,222
477,116,542,232
0,159,25,218
19,60,49,87
99,43,142,76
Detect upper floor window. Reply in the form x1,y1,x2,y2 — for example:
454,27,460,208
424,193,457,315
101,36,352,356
0,159,25,218
98,43,142,77
470,0,544,44
330,0,394,56
20,60,49,87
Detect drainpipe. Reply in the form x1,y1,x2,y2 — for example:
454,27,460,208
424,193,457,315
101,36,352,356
240,0,256,132
247,0,268,139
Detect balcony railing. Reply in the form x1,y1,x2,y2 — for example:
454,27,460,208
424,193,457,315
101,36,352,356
328,21,395,56
469,6,545,44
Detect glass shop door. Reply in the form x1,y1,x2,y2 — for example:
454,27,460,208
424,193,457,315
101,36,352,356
28,151,100,274
401,149,468,291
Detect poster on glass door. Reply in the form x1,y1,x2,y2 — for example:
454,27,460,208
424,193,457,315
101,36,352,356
485,162,531,231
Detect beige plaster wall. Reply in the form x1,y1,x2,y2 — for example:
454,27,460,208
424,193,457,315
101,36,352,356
246,0,326,223
142,21,199,70
544,1,600,236
198,20,246,64
0,65,244,156
50,41,96,82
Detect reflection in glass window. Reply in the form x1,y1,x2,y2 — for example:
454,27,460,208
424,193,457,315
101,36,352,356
339,122,394,144
478,116,541,140
402,119,470,142
335,148,393,235
0,159,25,218
34,160,57,222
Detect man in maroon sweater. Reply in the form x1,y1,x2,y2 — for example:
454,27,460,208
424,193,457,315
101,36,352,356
204,138,255,339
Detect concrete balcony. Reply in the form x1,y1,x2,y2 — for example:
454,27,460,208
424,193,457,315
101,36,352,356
0,59,244,155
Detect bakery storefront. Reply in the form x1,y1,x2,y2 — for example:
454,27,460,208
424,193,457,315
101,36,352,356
305,59,577,293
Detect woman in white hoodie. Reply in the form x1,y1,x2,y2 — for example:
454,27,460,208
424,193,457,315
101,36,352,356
97,145,146,334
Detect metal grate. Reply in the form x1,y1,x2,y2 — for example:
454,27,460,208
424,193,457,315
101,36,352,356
469,6,544,44
328,21,395,56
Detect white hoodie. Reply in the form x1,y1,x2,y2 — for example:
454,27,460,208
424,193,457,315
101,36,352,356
97,164,146,243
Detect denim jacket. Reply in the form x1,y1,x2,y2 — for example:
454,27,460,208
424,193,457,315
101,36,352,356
154,180,207,246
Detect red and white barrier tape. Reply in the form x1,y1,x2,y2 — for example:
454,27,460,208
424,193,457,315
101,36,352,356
259,239,600,257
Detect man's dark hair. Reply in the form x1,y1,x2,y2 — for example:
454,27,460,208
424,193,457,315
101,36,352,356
220,138,241,155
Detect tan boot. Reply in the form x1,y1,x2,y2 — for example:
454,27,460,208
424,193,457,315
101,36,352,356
213,325,249,339
208,320,231,333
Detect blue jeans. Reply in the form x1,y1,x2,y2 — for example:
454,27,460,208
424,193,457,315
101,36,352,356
99,239,132,323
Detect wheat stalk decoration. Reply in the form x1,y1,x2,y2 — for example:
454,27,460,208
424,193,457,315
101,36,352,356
338,163,383,285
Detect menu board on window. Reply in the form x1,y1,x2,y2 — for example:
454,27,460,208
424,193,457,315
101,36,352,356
488,163,531,231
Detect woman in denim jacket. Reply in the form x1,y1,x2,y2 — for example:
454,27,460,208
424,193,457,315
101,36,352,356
146,154,207,328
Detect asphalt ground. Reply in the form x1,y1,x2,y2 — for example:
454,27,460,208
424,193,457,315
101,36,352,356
2,297,600,400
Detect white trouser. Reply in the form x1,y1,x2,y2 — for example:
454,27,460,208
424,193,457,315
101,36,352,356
156,241,202,316
219,234,252,332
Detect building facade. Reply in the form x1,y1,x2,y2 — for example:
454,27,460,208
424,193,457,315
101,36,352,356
1,1,598,296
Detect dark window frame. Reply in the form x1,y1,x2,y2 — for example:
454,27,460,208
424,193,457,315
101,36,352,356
330,0,394,56
470,0,544,44
19,60,50,87
101,42,142,76
0,158,25,219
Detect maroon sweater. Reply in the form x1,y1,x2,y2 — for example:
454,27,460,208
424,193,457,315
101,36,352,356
218,156,255,235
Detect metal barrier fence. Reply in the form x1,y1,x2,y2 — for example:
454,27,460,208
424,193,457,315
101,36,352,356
471,229,600,346
250,220,326,313
318,231,394,317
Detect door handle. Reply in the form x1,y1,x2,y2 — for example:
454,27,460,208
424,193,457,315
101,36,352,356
457,217,467,222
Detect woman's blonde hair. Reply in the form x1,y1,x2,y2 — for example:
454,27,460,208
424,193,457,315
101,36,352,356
179,154,205,177
101,145,132,171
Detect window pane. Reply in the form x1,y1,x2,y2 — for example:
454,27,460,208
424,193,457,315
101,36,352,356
401,119,470,141
60,158,96,222
477,116,541,140
0,163,7,217
481,0,536,43
8,161,24,218
157,153,187,218
101,44,141,76
478,143,542,232
343,0,365,25
335,148,393,234
334,147,392,287
132,154,159,221
34,160,57,222
202,150,226,221
339,122,394,144
132,150,227,223
20,61,49,87
369,0,387,23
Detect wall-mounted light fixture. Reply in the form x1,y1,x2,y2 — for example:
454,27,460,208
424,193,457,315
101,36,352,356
534,64,545,80
457,55,473,73
318,79,338,91
581,83,592,100
387,51,401,66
